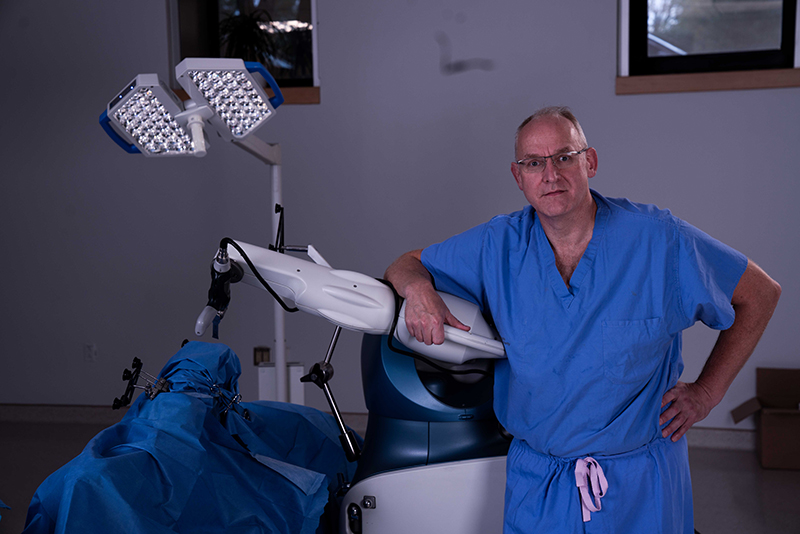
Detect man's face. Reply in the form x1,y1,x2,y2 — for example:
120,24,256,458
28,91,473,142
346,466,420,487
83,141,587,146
511,116,598,221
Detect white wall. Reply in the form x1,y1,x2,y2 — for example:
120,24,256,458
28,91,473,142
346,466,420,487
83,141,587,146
0,0,796,430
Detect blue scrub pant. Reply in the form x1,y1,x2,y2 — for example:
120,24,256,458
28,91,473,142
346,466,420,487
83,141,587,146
504,436,694,533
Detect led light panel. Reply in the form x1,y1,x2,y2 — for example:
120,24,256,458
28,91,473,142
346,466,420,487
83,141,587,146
187,69,272,138
107,74,195,157
176,58,276,141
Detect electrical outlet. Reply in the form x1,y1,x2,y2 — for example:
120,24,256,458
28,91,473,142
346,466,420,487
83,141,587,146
84,343,98,362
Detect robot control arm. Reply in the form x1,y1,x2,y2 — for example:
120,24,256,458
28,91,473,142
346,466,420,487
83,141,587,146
195,247,244,338
195,239,506,364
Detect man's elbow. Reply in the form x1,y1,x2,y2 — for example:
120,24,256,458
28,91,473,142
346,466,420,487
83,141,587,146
750,270,781,320
757,262,782,310
767,277,782,310
735,261,781,315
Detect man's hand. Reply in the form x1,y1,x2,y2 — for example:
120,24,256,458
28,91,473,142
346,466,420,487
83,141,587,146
384,249,470,345
659,381,715,442
403,285,470,345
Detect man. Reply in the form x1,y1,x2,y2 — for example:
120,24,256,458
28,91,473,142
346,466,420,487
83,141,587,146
384,107,781,533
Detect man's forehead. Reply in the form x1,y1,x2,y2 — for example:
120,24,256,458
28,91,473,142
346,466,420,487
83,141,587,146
516,116,581,155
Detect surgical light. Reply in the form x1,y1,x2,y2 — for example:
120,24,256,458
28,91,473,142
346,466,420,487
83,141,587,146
100,58,283,157
101,74,194,156
98,58,290,401
175,58,281,142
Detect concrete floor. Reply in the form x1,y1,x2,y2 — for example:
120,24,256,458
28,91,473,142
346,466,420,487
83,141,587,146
1,419,798,534
0,422,110,534
689,447,800,534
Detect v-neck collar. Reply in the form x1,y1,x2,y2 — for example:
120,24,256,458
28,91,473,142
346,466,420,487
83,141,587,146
533,191,609,308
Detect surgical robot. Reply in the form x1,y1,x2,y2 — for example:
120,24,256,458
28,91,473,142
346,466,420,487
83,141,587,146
98,56,510,532
195,238,511,534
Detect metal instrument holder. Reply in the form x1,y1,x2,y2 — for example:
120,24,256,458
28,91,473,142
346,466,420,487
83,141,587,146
301,325,362,462
112,357,171,409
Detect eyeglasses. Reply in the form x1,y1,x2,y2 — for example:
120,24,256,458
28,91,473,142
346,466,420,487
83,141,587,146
515,147,590,174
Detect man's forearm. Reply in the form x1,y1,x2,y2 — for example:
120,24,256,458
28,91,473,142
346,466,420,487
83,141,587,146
384,249,434,298
660,259,781,441
695,260,782,404
384,249,469,344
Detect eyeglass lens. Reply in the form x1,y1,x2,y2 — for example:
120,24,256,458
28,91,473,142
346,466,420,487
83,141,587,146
518,150,586,173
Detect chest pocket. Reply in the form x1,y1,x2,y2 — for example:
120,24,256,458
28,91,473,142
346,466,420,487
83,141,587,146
602,318,672,385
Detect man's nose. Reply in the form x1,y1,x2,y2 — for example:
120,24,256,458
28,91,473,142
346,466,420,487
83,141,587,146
541,159,559,182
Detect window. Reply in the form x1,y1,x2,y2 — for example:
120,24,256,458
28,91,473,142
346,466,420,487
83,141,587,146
618,0,800,93
167,0,320,104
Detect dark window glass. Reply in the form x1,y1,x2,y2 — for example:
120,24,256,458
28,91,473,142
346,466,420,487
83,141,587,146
176,0,314,87
629,0,796,75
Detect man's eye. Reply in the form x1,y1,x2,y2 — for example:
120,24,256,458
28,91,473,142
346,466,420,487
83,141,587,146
527,159,542,167
557,154,572,163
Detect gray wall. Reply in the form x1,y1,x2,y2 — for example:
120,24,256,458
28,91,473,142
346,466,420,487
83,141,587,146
1,0,796,430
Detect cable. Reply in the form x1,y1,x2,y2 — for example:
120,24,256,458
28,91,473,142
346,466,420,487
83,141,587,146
219,237,299,313
379,280,491,378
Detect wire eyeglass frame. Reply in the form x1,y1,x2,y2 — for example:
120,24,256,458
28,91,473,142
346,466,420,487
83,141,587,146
515,147,591,174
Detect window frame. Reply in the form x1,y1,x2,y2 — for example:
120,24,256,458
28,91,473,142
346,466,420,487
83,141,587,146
166,0,321,105
618,0,800,94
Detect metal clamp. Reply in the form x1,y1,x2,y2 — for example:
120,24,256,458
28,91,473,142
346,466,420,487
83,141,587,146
113,357,171,409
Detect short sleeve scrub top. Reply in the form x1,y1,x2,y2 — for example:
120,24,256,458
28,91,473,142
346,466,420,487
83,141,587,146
420,191,747,534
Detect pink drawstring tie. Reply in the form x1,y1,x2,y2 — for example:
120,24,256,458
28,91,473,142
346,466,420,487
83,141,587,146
574,457,608,522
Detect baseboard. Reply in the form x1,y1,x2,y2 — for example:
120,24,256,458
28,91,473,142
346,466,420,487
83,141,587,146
0,404,366,429
0,405,755,452
342,414,757,451
685,426,756,451
0,404,127,426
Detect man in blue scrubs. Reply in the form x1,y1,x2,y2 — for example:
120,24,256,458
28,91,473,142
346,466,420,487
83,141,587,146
384,107,781,533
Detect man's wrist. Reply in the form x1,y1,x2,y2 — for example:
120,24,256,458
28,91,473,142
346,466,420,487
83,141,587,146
693,377,724,408
402,278,436,299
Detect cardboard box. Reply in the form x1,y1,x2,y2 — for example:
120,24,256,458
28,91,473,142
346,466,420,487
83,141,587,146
731,368,800,470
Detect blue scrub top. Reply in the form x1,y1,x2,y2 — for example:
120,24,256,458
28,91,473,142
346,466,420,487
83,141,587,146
421,190,747,458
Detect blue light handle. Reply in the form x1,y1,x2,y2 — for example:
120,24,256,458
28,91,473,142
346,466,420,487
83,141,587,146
99,110,140,154
245,61,284,109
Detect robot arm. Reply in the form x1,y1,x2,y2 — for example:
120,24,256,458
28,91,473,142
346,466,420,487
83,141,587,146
195,239,505,364
228,240,397,334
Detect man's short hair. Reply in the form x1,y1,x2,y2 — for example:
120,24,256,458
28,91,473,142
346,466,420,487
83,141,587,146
515,106,588,153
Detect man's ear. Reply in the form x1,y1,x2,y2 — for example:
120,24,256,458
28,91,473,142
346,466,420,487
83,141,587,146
586,147,598,178
511,162,524,190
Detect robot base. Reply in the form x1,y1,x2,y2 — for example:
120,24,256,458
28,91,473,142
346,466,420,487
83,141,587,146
341,456,506,534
